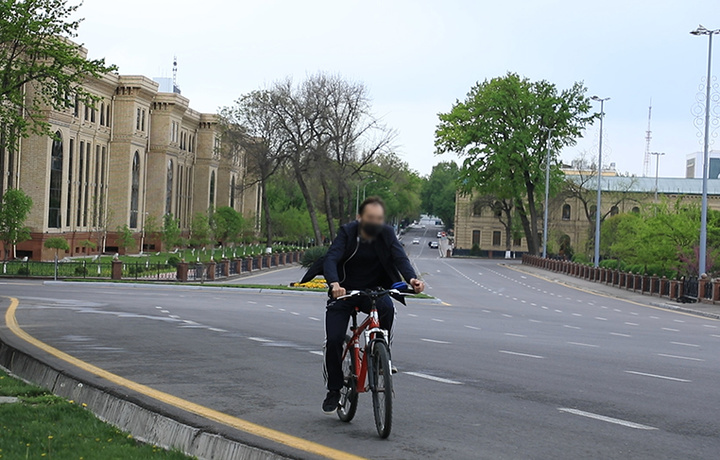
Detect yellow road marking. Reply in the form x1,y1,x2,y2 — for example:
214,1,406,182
502,264,719,322
2,296,366,460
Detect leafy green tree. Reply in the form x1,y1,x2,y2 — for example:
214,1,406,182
435,72,596,254
0,0,116,159
421,161,459,229
44,236,69,260
0,188,33,260
161,214,181,250
189,213,212,248
213,206,245,246
116,225,135,252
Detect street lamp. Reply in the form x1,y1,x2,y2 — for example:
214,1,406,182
591,95,610,268
539,126,555,259
690,25,720,276
649,152,665,202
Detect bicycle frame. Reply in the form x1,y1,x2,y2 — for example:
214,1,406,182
342,301,388,393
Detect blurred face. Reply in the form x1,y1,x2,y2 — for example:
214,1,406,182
358,203,385,238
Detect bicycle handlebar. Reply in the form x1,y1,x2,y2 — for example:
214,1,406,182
336,282,417,301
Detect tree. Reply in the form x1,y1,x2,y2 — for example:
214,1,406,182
219,90,288,247
189,213,212,248
116,225,135,252
435,72,596,254
213,206,245,246
0,0,116,168
161,214,181,250
0,188,33,260
421,161,459,229
44,236,69,260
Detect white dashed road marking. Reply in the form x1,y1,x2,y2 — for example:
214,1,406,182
421,338,451,344
405,372,462,385
657,353,705,362
625,371,691,383
499,350,544,359
248,337,272,343
670,341,700,347
568,342,599,348
558,408,657,430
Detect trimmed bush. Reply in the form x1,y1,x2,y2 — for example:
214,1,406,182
301,246,328,268
469,244,481,256
572,253,590,265
167,254,182,268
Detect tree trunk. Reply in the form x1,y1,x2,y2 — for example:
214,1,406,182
515,198,537,255
524,175,540,255
293,163,323,245
321,175,336,239
261,181,273,246
503,209,513,251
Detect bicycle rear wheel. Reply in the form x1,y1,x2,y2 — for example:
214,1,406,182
370,340,393,438
337,336,358,422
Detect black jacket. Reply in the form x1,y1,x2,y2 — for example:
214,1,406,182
300,221,416,288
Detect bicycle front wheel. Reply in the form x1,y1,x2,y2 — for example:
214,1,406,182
337,336,358,422
370,341,393,438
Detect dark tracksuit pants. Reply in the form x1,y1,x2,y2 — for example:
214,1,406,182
324,294,395,391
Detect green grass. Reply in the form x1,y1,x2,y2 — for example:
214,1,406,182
0,369,194,459
74,246,302,265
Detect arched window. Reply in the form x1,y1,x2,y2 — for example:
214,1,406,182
48,131,63,228
632,206,640,214
472,201,482,217
130,151,140,228
610,206,619,216
209,170,216,209
562,204,571,221
166,159,173,215
230,175,236,209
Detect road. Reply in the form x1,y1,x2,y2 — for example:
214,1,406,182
1,225,719,459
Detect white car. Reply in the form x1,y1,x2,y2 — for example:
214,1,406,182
412,238,420,245
436,231,444,238
430,241,439,249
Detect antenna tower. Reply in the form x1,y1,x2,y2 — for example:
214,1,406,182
172,55,178,88
643,100,652,177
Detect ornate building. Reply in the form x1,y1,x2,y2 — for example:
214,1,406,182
0,45,259,260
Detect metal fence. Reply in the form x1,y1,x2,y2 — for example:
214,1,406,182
0,260,176,281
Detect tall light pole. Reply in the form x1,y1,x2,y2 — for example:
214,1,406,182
649,152,665,202
691,25,720,276
591,96,610,268
540,126,554,258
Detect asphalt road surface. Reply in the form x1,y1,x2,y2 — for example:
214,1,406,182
2,226,719,459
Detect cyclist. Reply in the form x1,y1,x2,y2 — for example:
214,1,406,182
321,196,425,414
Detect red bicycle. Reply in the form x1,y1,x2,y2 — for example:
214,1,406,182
335,285,415,438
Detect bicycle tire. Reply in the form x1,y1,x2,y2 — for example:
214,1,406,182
370,340,393,438
337,335,358,422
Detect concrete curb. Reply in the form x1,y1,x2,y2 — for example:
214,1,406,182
0,338,290,460
647,301,720,320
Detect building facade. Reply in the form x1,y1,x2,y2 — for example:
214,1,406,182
455,175,720,256
0,45,259,260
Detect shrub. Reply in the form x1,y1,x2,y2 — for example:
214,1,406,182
17,266,30,276
599,259,618,270
301,246,328,268
469,244,481,256
167,254,182,267
127,264,146,275
572,253,590,265
74,265,88,276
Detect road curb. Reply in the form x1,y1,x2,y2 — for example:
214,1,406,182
0,338,290,460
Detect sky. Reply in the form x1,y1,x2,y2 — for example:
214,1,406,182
74,0,720,177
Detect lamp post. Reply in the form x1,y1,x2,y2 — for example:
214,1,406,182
540,126,554,259
591,96,610,268
690,25,720,276
649,152,665,202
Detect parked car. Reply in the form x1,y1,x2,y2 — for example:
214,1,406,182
412,238,420,245
430,241,439,249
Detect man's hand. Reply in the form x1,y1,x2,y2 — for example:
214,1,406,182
330,282,346,299
409,278,425,293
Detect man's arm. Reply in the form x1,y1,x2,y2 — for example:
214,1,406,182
323,225,348,286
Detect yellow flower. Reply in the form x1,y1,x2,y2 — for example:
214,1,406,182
68,400,74,404
82,403,87,407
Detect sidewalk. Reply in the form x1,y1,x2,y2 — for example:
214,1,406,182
507,263,720,320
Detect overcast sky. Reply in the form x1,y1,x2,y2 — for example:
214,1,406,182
75,0,720,177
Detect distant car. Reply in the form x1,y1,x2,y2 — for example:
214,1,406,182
412,238,420,245
436,231,443,238
430,241,439,249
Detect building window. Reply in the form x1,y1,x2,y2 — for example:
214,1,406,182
73,95,79,118
610,206,619,216
90,107,96,123
48,131,63,228
230,176,236,208
141,109,146,131
513,237,522,247
472,230,480,247
66,139,74,227
562,204,571,221
492,231,501,246
94,145,100,227
84,105,89,121
130,151,140,228
83,142,90,227
632,206,640,214
100,103,105,126
472,201,482,217
136,108,141,131
166,159,173,215
209,170,216,209
77,141,84,226
106,104,111,126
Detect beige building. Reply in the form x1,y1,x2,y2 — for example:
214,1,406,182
0,45,259,260
454,175,720,256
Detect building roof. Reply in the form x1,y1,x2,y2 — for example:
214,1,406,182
566,175,720,195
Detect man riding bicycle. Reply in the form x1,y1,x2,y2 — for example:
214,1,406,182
320,196,424,414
